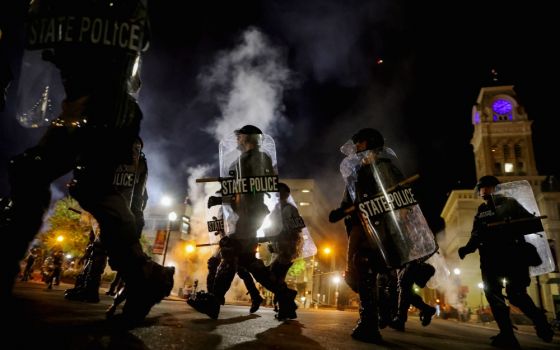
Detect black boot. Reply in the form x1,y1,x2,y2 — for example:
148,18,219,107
121,262,175,325
420,306,437,326
352,280,383,344
186,291,220,320
237,267,263,313
276,287,298,321
490,332,520,349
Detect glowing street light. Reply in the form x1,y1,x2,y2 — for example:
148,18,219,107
56,235,64,242
323,246,332,255
332,275,341,307
185,243,195,254
160,195,173,207
453,268,461,276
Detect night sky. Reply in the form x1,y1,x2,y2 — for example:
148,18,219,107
1,0,559,234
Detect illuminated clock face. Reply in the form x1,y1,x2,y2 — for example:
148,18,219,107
492,99,512,114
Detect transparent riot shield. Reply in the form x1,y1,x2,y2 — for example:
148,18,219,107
340,143,437,268
206,194,225,245
268,193,317,261
494,180,555,276
286,194,317,258
15,50,64,128
218,132,281,239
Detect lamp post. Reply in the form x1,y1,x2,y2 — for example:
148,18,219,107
162,211,177,266
332,275,341,308
477,282,484,311
323,246,335,305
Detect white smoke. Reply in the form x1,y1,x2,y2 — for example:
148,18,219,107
200,27,292,141
425,234,466,313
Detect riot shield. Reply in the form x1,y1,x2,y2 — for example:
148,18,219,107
218,132,281,239
268,193,317,260
206,193,225,245
494,180,555,276
286,194,317,258
340,145,437,268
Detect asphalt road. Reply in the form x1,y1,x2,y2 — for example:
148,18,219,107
7,281,559,350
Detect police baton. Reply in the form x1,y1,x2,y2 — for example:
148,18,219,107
342,173,420,215
68,207,82,214
196,176,233,183
195,243,219,247
486,215,547,228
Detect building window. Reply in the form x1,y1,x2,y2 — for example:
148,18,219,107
514,144,522,158
503,145,510,159
504,163,514,173
494,162,502,174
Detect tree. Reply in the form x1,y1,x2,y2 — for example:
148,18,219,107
38,197,93,258
287,258,306,278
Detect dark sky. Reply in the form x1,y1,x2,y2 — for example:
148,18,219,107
1,0,559,233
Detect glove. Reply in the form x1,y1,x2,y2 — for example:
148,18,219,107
329,208,346,223
207,195,222,208
458,246,467,260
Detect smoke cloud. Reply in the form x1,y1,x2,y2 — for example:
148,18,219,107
199,27,292,141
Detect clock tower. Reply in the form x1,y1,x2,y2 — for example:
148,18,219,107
471,85,544,189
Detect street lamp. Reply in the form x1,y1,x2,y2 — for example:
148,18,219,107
332,275,341,307
322,246,335,305
477,282,484,311
160,195,173,207
162,211,177,266
185,242,195,254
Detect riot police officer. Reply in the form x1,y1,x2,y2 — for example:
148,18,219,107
458,175,554,348
329,128,399,344
188,125,297,320
0,1,174,324
267,182,304,314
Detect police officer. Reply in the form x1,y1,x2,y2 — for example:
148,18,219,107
106,136,149,296
21,247,39,282
458,175,554,348
189,125,297,320
65,233,107,302
267,182,304,314
0,1,173,324
329,128,402,344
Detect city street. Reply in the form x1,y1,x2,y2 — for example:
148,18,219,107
8,281,559,350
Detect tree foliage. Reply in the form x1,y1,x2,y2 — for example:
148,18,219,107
287,258,306,278
38,197,93,258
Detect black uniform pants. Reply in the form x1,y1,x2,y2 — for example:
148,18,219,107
483,270,547,336
1,123,146,297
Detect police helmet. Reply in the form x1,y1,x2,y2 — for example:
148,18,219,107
352,128,384,150
235,125,263,135
476,175,500,190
